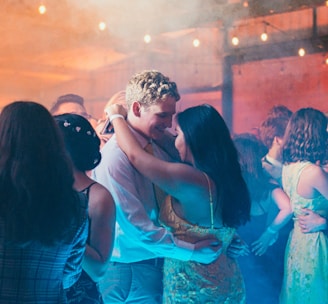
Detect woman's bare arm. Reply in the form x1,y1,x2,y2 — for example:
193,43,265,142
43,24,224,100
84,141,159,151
109,105,208,203
82,184,116,281
252,188,292,256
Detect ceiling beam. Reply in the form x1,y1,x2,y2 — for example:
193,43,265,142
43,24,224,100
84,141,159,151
228,34,328,64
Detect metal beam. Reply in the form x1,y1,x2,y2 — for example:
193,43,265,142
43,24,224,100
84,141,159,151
227,34,328,64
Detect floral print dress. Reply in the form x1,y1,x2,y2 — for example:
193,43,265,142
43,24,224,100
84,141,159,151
280,162,328,304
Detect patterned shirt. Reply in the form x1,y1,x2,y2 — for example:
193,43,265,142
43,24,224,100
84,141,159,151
0,195,88,304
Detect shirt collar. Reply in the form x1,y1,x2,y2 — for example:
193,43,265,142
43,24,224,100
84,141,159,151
129,126,150,150
265,154,283,168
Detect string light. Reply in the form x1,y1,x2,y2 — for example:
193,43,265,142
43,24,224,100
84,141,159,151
298,48,306,57
38,4,46,14
260,32,268,42
232,36,239,46
144,34,151,44
260,22,268,42
98,22,106,31
193,38,200,47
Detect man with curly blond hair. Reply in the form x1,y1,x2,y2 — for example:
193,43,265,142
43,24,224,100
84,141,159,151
93,70,220,303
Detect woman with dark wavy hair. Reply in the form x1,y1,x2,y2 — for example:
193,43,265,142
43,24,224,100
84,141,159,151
55,114,115,304
107,103,251,303
280,107,328,304
0,101,88,303
234,133,292,304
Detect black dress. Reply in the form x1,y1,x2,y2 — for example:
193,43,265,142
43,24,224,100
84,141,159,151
66,182,104,304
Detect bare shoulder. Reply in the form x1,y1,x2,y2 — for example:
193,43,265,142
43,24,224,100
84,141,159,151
302,163,326,181
88,182,115,214
299,163,328,197
271,187,288,200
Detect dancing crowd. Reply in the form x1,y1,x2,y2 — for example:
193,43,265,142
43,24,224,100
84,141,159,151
0,70,327,304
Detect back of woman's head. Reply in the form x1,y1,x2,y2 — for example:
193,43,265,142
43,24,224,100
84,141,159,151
282,107,328,164
233,133,271,202
234,133,267,179
177,104,232,170
177,104,250,227
0,101,83,245
54,114,101,171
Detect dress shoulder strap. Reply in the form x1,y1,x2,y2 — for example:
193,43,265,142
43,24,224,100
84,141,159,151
203,172,214,229
80,181,97,200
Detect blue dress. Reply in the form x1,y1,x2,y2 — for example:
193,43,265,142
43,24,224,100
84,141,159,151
238,210,290,303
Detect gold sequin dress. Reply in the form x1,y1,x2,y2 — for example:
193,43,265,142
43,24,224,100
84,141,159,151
159,196,246,304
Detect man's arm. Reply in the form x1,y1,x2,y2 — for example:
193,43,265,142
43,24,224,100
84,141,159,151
299,208,327,233
297,165,328,233
226,234,250,259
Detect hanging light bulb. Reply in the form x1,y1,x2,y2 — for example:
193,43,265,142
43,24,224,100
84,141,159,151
38,4,46,14
260,22,268,42
260,32,268,42
144,34,151,44
143,35,151,44
231,25,239,46
232,36,239,46
98,22,106,31
298,48,306,57
193,38,200,47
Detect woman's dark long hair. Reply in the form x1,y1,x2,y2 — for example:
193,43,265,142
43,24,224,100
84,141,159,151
282,107,328,165
233,133,273,203
0,101,84,245
176,104,250,228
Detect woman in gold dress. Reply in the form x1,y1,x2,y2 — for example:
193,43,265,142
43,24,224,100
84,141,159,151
108,103,251,303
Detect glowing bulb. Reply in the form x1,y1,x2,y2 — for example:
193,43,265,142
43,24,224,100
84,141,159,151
232,36,239,46
326,0,328,6
193,38,200,47
144,34,151,44
260,32,268,42
298,48,306,57
38,4,46,14
98,22,106,31
243,1,249,8
325,57,328,65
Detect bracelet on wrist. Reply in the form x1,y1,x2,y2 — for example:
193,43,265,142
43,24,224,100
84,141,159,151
109,114,125,123
266,226,277,234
